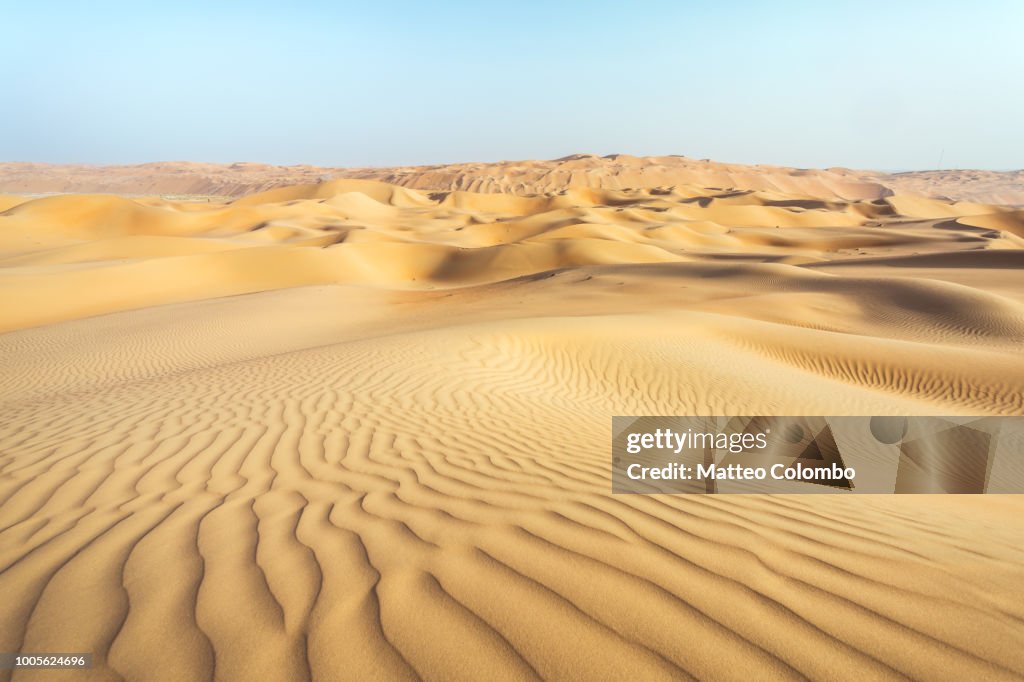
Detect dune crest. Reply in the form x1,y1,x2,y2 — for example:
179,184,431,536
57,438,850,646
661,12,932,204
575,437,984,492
2,155,1022,205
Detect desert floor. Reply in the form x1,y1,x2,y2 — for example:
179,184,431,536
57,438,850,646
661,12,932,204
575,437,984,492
2,174,1024,680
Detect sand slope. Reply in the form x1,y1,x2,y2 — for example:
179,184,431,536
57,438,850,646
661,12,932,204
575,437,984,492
2,178,1024,680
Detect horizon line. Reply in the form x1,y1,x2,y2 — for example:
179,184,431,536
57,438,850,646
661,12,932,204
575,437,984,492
1,155,1021,175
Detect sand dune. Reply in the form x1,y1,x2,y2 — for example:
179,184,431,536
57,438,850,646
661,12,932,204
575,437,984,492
2,176,1024,680
3,155,1022,206
874,169,1024,207
2,179,1023,334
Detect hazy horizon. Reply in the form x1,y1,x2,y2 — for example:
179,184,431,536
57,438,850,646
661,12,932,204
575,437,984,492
3,0,1022,171
4,155,1022,175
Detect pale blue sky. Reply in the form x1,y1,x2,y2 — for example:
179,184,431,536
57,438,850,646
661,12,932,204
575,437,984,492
2,1,1021,170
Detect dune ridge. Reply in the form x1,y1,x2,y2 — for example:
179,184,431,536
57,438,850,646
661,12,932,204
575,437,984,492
2,175,1024,680
2,178,1022,334
2,155,1022,205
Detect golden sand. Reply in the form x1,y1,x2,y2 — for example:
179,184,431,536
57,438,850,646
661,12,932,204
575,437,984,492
1,171,1023,680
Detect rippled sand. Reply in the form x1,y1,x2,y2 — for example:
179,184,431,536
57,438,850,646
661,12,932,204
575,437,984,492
2,177,1023,680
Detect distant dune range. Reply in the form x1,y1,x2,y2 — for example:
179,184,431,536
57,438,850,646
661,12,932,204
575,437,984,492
2,154,1024,205
2,164,1024,680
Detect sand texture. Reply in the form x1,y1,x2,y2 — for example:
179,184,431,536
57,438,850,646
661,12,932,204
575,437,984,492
3,155,1023,206
2,175,1024,680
